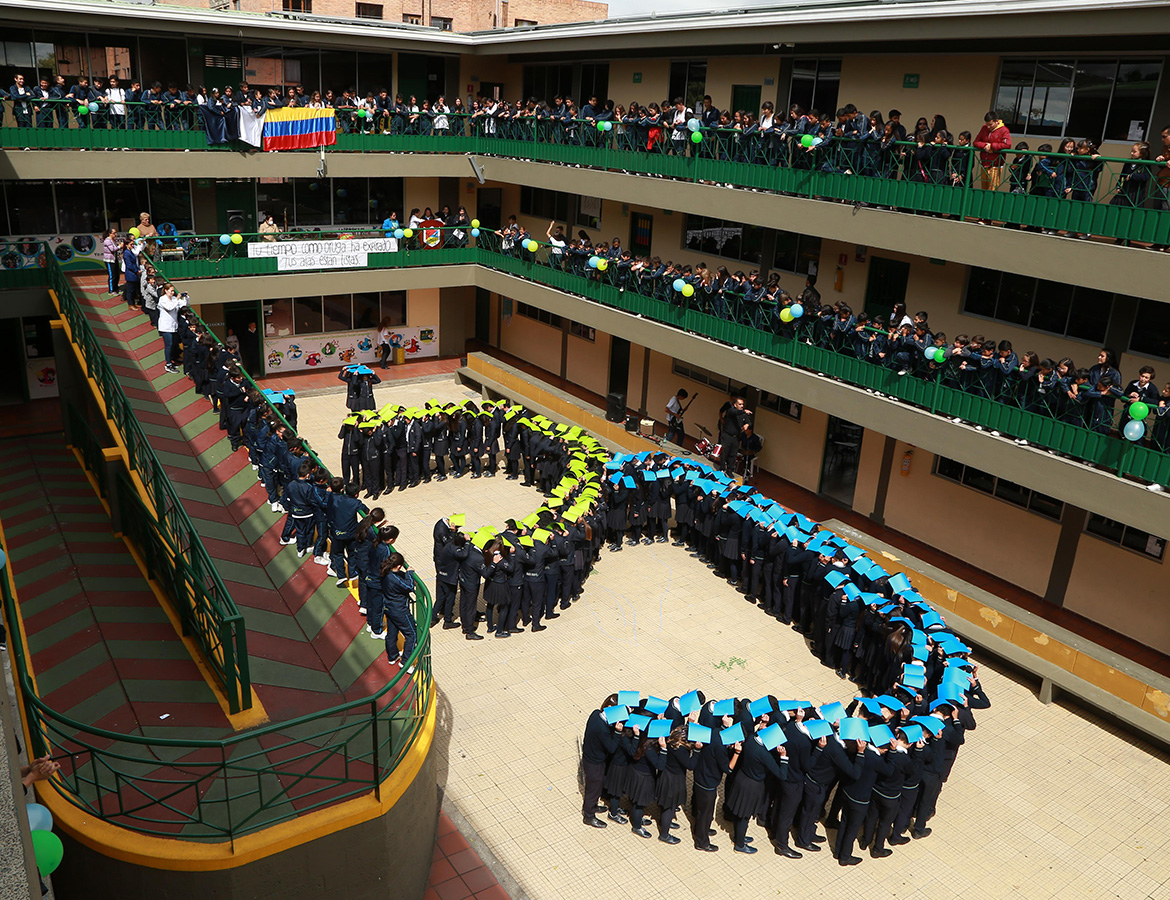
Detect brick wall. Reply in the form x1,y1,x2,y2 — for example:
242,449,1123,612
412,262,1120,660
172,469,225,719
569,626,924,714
189,0,607,30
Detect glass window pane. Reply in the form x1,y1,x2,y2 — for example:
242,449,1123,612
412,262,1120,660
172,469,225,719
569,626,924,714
292,178,330,228
104,180,150,233
1028,59,1074,136
332,178,369,227
85,35,134,83
323,294,352,332
293,296,323,334
993,478,1029,507
55,181,105,234
1104,60,1162,143
137,37,187,90
353,292,380,330
961,466,995,494
995,59,1035,133
773,230,798,272
379,291,406,326
964,267,1001,319
149,179,193,231
1086,514,1124,544
996,272,1034,326
935,456,964,481
812,59,840,117
1027,492,1064,520
1066,287,1111,343
4,180,56,234
321,50,355,96
257,179,295,230
1065,61,1116,141
1129,298,1170,360
265,298,293,337
1028,280,1073,334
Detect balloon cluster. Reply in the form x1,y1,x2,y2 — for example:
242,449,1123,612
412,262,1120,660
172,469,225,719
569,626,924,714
1124,401,1151,441
588,256,609,272
595,120,613,132
780,303,806,323
525,239,539,252
26,803,63,876
471,218,480,238
924,346,947,363
219,233,243,245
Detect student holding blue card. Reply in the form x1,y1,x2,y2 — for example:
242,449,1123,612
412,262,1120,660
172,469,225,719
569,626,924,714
691,701,740,852
624,729,665,839
581,694,624,829
724,719,788,854
860,725,909,858
770,705,813,858
832,733,895,866
653,723,696,844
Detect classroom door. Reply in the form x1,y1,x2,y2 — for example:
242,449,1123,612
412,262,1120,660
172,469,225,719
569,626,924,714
608,336,631,400
476,188,502,230
863,256,910,323
475,288,492,344
629,212,653,257
223,301,264,377
730,84,762,115
819,415,863,506
0,318,25,404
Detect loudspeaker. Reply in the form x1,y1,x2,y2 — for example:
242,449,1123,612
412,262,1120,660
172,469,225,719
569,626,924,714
606,392,626,423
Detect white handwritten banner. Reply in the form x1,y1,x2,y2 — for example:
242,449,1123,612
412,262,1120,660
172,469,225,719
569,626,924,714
248,238,396,271
263,326,439,372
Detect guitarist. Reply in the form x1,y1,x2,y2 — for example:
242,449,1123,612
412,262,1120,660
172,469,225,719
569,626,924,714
665,388,697,445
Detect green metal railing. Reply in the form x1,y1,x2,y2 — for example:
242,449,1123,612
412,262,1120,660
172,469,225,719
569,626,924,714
4,99,1169,245
47,254,252,714
4,262,437,838
151,231,1170,486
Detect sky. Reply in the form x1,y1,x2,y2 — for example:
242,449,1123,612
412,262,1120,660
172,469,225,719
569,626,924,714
606,0,780,16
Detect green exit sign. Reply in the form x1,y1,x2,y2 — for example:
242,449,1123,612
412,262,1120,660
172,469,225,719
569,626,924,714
903,73,919,89
633,72,642,84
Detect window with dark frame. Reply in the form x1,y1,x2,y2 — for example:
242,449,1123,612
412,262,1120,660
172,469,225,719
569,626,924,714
402,13,421,24
515,18,537,26
520,186,572,223
758,390,802,422
683,214,763,265
932,455,1065,521
1085,514,1165,561
1129,299,1170,361
962,266,1116,344
432,16,453,30
282,0,312,12
516,301,562,329
993,58,1162,143
355,2,383,18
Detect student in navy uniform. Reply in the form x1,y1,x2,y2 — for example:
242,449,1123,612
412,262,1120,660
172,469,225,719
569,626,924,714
795,720,860,852
653,722,696,843
310,470,332,565
351,509,385,608
10,74,33,127
279,460,325,558
363,524,399,635
832,728,894,866
581,696,623,828
726,717,788,854
340,365,380,411
379,553,418,671
327,481,368,585
860,727,911,857
691,701,739,852
481,540,514,637
434,531,469,630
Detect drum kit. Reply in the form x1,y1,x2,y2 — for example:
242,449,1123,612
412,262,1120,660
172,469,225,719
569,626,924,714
694,425,723,463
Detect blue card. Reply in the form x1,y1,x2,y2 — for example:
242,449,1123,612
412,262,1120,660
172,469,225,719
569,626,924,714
644,696,669,716
903,672,927,689
687,723,711,743
617,691,640,707
657,469,672,480
824,569,849,588
647,719,671,739
603,706,628,725
842,544,865,562
843,584,862,600
876,694,906,710
748,697,772,718
921,611,945,630
604,461,621,470
910,715,944,735
711,698,734,717
900,723,924,744
622,476,636,489
910,630,928,646
641,469,656,481
679,690,701,716
838,717,870,742
911,644,929,661
860,592,886,606
720,723,745,745
854,697,882,716
888,573,912,594
775,700,809,712
759,723,785,751
903,664,926,677
625,713,651,732
609,471,622,484
928,699,955,712
819,701,846,723
805,719,833,740
868,724,895,746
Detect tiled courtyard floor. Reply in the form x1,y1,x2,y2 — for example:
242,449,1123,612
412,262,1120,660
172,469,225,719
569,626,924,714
296,378,1170,900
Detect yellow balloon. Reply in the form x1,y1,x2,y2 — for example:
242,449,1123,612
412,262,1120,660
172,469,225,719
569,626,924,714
597,258,608,271
128,227,140,238
470,219,480,228
403,228,413,238
230,233,243,245
780,308,794,322
681,284,694,297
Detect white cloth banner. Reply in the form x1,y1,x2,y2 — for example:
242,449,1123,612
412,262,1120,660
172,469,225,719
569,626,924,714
263,326,439,372
237,106,265,148
248,238,396,271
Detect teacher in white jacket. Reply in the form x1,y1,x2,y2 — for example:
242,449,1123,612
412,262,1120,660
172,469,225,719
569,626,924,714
156,284,185,375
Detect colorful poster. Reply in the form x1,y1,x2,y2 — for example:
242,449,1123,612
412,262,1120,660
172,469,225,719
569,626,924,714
262,325,438,373
26,358,59,399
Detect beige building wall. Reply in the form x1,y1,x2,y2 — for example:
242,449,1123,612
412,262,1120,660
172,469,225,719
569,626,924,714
839,55,999,138
498,305,562,373
1064,534,1169,654
850,426,888,519
609,60,670,108
567,329,611,397
704,56,782,114
881,442,1061,596
753,404,828,493
408,286,441,325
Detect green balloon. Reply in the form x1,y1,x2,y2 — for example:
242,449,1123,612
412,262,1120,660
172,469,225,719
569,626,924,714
800,133,814,148
597,121,606,132
690,131,702,143
76,105,89,116
1130,401,1150,421
31,830,63,876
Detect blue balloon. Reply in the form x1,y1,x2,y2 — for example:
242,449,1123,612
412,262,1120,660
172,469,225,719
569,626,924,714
88,101,99,112
587,256,599,268
471,228,480,237
1123,419,1146,442
790,303,804,318
26,803,53,833
219,234,231,245
393,228,404,239
602,120,612,131
672,278,685,292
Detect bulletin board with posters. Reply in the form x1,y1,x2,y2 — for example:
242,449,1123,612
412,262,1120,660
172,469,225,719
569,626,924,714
262,325,439,372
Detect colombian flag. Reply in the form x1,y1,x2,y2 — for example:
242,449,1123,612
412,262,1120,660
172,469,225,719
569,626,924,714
263,107,337,151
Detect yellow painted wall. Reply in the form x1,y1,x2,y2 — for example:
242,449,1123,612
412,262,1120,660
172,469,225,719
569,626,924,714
459,56,523,103
839,55,999,138
850,426,887,518
754,404,828,493
498,306,562,374
1064,532,1170,654
705,57,781,114
567,330,611,397
881,442,1060,595
408,287,440,327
